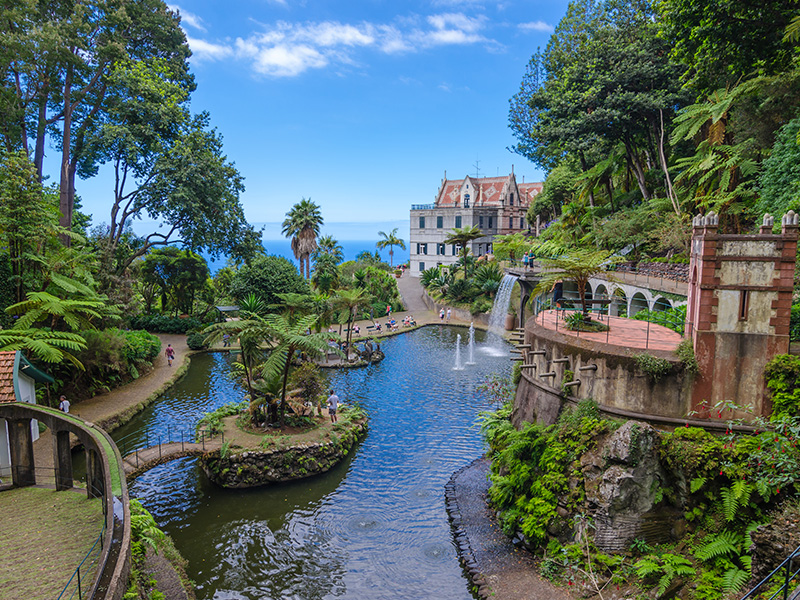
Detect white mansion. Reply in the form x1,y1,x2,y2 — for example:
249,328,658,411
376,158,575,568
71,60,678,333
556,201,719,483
408,171,543,275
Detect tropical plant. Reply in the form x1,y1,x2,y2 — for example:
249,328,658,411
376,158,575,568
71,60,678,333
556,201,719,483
314,235,344,263
334,287,370,357
258,313,340,426
533,249,620,318
444,225,483,278
376,228,406,267
0,328,87,369
282,198,323,278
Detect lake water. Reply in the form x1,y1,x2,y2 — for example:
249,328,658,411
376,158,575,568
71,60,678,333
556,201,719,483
121,326,510,599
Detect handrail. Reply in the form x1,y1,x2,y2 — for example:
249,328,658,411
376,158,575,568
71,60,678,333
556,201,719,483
115,423,219,457
57,518,106,600
740,545,800,600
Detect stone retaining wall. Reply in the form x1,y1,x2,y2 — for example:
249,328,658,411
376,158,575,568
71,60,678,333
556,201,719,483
201,420,367,488
420,288,491,327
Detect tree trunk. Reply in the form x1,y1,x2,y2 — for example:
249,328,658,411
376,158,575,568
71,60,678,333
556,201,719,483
579,152,596,207
623,136,650,201
58,63,74,243
658,109,681,216
279,350,292,427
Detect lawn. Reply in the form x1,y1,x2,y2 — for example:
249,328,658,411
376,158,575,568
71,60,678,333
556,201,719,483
0,486,104,599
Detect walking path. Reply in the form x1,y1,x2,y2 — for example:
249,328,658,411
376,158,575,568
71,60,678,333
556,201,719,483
121,440,222,479
33,333,192,472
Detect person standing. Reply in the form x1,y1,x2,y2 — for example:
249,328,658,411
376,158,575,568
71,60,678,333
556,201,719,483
386,304,392,318
327,389,340,423
446,308,451,323
59,395,70,413
165,343,175,367
439,308,445,321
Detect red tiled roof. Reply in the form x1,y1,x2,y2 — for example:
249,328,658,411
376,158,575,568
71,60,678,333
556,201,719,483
434,174,543,209
0,351,16,403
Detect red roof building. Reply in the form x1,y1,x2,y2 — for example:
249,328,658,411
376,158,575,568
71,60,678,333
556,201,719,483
409,171,543,275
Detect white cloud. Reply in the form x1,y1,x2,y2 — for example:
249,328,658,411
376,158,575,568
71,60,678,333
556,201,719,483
168,4,207,32
187,36,234,61
193,12,497,77
518,20,554,33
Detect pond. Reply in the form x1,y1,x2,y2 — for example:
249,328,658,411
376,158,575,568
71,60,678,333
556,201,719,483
122,325,511,600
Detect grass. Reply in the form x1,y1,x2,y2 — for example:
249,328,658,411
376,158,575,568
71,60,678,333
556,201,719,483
0,486,104,600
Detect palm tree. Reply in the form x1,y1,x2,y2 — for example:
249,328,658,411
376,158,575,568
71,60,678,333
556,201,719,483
282,198,323,279
444,225,483,278
376,228,406,267
259,313,340,426
315,235,344,264
203,293,270,409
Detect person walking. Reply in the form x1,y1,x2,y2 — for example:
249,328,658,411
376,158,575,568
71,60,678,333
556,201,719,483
58,395,70,413
165,343,175,367
439,308,445,322
327,389,340,423
386,304,392,318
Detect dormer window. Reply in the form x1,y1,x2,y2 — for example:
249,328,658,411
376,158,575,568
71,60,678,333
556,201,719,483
464,193,470,208
510,193,514,206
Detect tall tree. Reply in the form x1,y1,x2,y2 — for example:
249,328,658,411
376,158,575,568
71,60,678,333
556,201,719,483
444,226,483,278
376,228,406,267
282,198,323,279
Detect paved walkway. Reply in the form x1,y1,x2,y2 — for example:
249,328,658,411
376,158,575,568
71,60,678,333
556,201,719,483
122,440,222,479
33,333,192,472
533,309,682,353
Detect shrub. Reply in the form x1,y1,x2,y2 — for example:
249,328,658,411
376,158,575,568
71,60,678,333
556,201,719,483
764,354,800,419
129,314,204,334
791,304,800,342
634,353,673,383
471,296,493,315
228,254,308,306
186,332,209,351
674,338,699,376
123,330,161,363
633,305,686,334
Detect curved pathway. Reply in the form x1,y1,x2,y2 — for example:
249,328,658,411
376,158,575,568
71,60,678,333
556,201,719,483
33,334,191,472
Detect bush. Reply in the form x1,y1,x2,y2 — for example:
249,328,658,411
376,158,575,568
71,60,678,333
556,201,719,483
129,314,204,333
634,353,673,383
228,255,308,306
471,296,493,315
790,304,800,342
186,332,209,351
123,330,161,363
764,354,800,419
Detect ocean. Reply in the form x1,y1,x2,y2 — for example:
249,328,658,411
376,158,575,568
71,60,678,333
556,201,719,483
204,239,411,274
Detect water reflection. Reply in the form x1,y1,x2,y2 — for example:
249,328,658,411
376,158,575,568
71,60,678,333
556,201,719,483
127,326,510,599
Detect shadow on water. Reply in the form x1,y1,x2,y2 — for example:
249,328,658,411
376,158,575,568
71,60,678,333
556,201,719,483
124,326,510,600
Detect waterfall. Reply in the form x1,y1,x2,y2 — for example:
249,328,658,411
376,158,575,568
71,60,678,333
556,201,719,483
484,274,518,355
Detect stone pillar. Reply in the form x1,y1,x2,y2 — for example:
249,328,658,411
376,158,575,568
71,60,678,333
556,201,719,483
53,430,73,491
85,448,105,499
8,418,35,487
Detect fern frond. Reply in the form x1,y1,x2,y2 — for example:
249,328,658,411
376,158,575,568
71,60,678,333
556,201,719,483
722,566,749,593
695,530,742,561
720,487,740,522
691,477,707,494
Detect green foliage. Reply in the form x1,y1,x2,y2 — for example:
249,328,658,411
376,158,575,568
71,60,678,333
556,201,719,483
790,304,800,342
634,352,673,383
470,296,493,315
675,338,700,376
186,332,209,351
757,116,800,217
288,362,326,408
764,354,800,419
512,362,522,385
228,255,309,307
129,499,166,559
139,247,210,316
122,330,161,364
484,402,610,549
198,401,249,436
633,304,686,334
634,553,695,596
129,314,204,334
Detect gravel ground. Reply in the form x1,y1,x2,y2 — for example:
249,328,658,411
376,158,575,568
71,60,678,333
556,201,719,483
447,457,572,600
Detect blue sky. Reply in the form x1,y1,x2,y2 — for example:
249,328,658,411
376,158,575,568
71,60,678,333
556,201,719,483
67,1,569,240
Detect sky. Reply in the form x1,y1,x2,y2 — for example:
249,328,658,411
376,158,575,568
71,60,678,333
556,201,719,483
63,0,570,241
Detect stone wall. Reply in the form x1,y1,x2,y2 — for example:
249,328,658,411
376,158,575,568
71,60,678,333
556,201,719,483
201,420,367,488
513,319,692,427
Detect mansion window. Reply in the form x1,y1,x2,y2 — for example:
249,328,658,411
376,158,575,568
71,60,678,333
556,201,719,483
437,243,446,255
509,217,513,229
509,193,514,206
455,215,462,228
419,261,425,271
464,193,470,208
452,245,458,256
437,216,443,228
521,217,525,229
419,216,425,228
488,217,493,229
416,243,428,255
479,216,484,228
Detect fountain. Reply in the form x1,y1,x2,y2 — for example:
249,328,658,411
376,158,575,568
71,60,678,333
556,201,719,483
453,334,464,370
484,274,518,355
466,322,476,365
